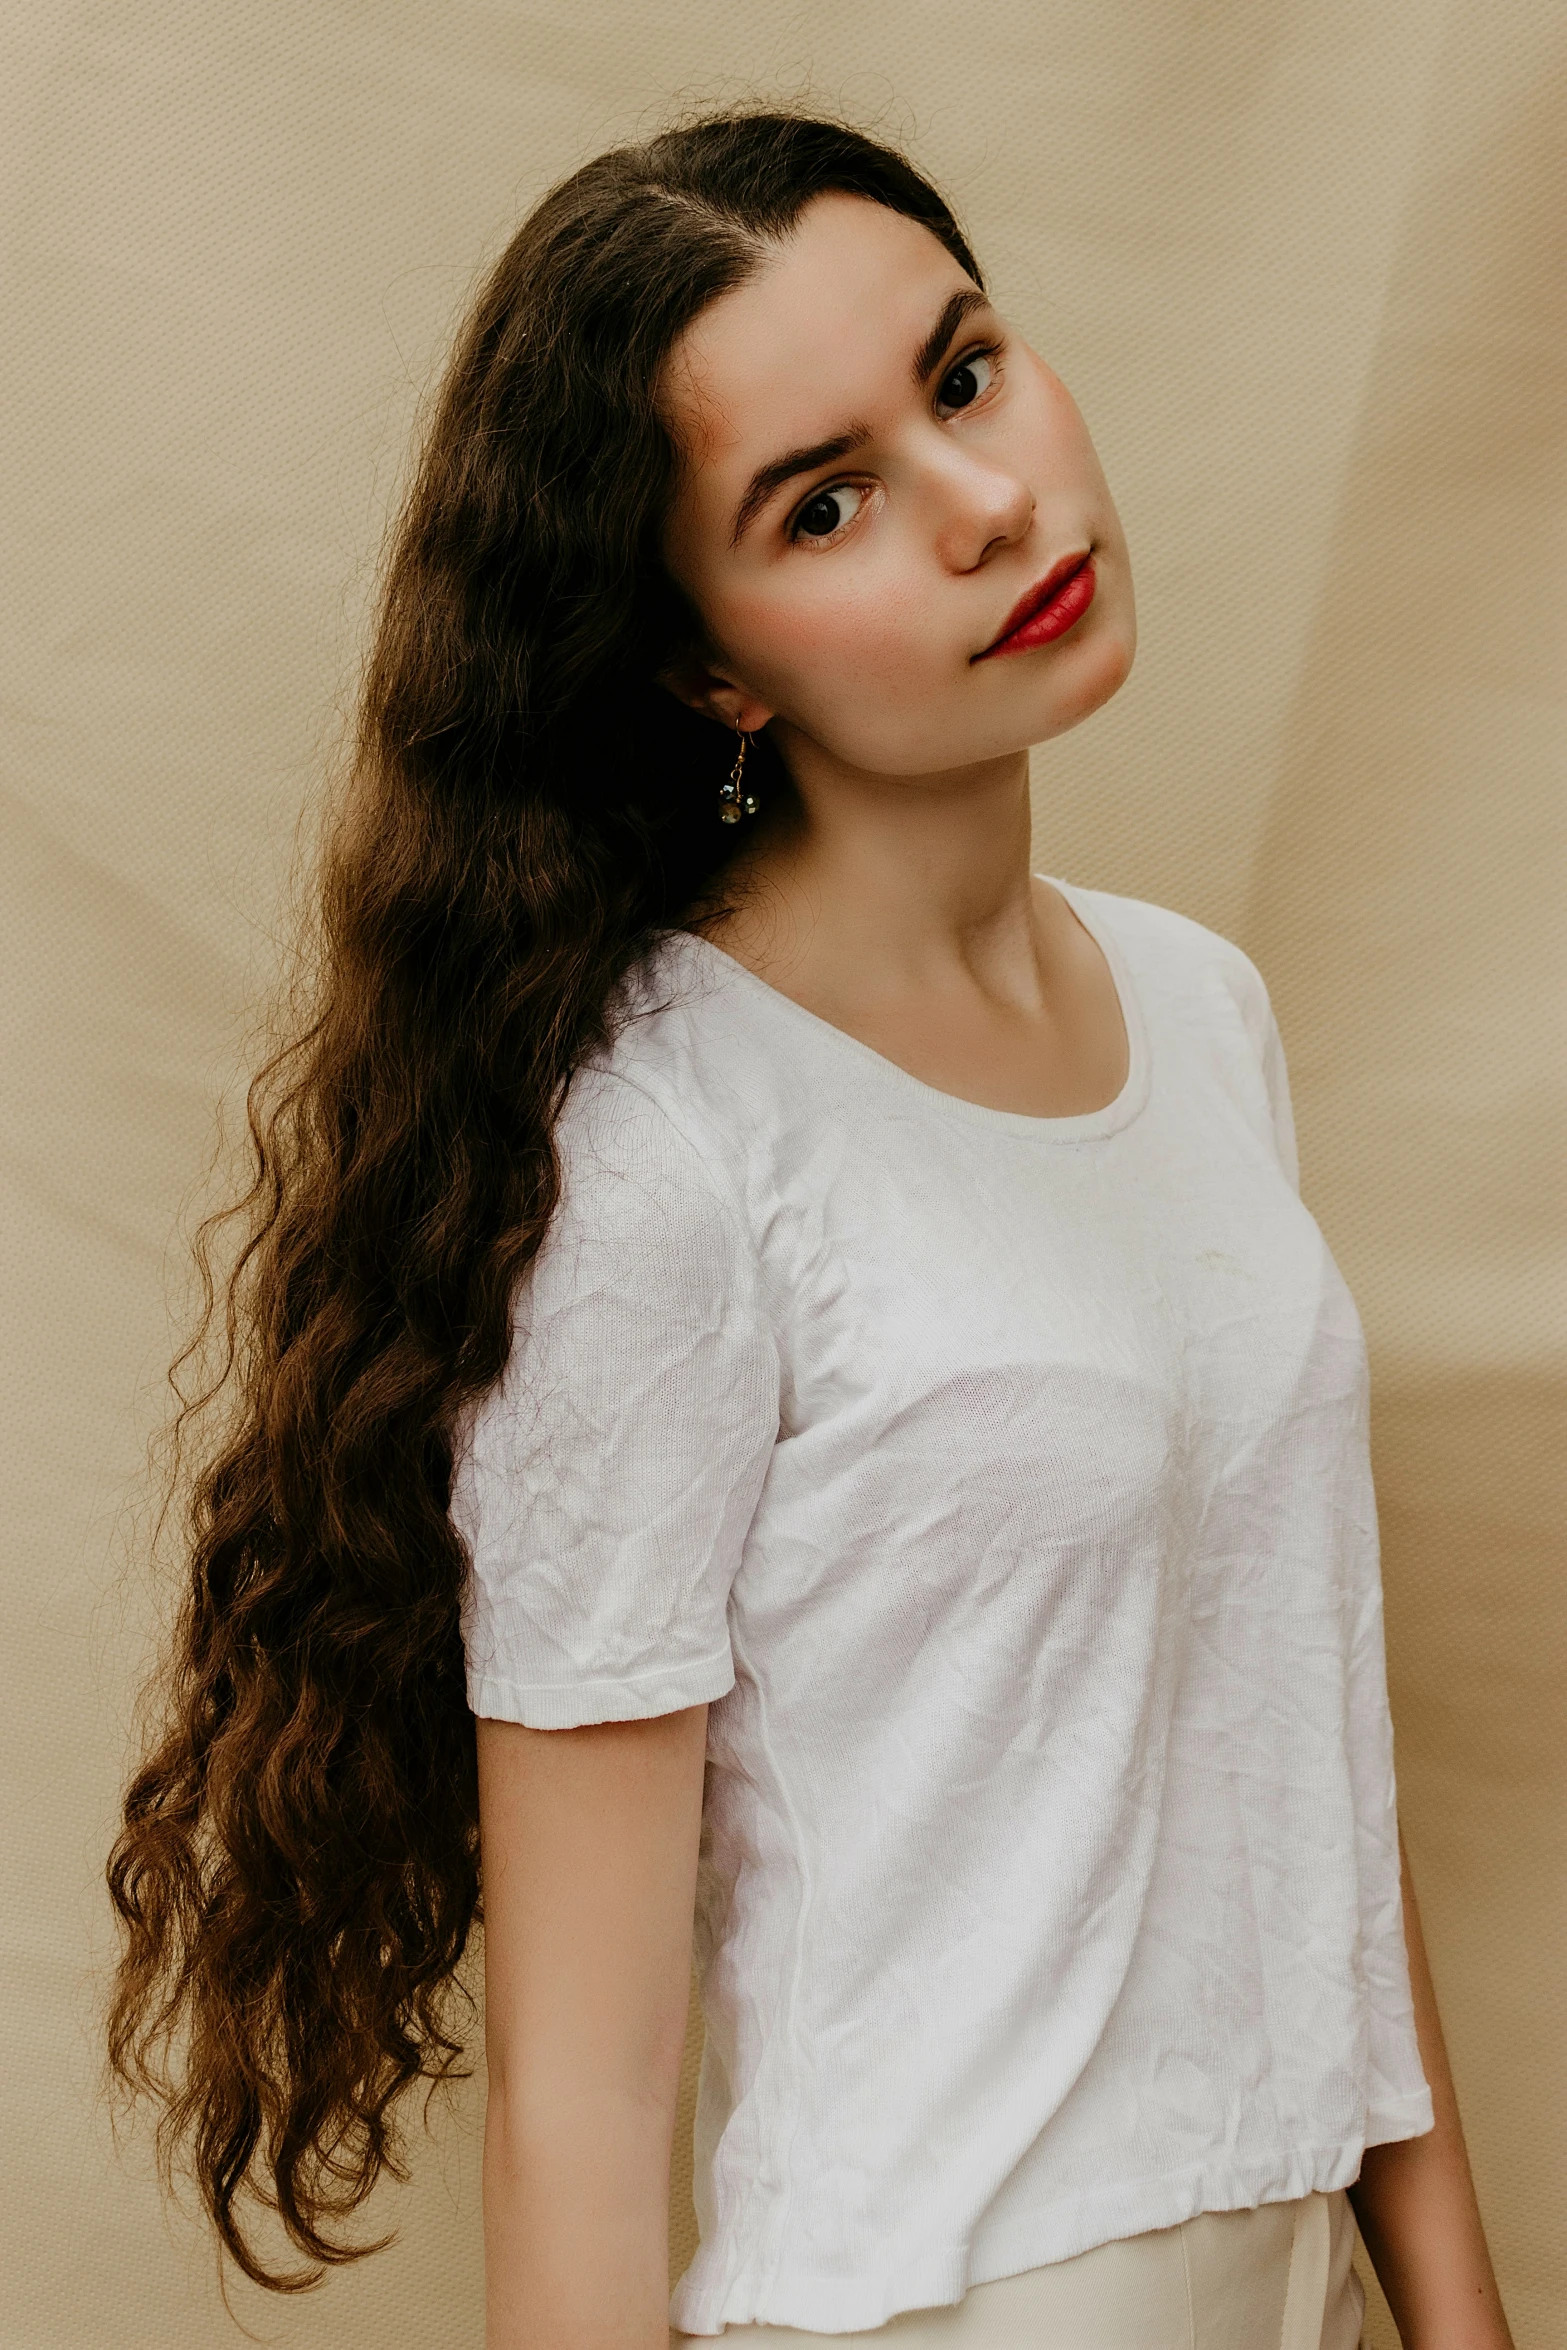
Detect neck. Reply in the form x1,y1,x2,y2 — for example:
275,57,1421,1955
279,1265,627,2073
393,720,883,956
716,739,1049,1007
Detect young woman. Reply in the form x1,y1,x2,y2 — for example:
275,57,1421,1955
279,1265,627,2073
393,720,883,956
108,112,1515,2350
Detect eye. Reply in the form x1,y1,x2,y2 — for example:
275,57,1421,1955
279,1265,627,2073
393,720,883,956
790,481,868,543
935,346,998,418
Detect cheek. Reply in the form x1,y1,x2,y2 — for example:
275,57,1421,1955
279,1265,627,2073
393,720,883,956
1022,358,1115,504
723,563,946,725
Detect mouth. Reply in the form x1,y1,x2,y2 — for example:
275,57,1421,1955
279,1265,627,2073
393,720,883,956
973,548,1096,660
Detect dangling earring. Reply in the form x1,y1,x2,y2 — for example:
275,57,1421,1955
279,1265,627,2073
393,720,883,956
718,729,760,825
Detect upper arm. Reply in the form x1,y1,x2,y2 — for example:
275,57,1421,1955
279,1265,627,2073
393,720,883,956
477,1704,709,2115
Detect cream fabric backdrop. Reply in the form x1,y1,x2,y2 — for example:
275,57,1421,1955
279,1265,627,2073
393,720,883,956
2,4,1561,2345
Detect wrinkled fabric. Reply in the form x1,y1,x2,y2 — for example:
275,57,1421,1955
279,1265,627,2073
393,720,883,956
670,2188,1365,2349
456,879,1431,2338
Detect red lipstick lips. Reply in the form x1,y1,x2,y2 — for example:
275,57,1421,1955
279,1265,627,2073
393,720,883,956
975,550,1096,659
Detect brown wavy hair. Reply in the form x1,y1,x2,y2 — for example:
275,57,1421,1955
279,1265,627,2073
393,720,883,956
105,109,981,2291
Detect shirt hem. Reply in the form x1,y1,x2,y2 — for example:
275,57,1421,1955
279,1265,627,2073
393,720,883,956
668,2116,1433,2337
1363,2085,1435,2147
467,1645,734,1729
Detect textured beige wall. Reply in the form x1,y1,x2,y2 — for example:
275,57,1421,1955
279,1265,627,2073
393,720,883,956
2,4,1561,2345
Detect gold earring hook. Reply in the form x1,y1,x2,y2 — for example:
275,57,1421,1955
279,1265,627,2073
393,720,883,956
718,728,760,825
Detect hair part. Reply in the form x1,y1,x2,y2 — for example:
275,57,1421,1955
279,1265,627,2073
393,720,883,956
105,107,979,2289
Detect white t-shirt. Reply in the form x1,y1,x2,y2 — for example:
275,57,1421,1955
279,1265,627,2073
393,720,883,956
455,879,1432,2337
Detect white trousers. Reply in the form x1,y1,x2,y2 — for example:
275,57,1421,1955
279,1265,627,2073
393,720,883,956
673,2190,1364,2350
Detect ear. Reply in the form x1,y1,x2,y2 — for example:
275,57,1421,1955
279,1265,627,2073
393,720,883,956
656,648,774,735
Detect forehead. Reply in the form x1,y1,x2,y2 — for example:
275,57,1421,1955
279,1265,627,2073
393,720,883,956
663,193,977,477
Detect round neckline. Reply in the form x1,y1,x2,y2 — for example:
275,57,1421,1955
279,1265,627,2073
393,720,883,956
675,874,1152,1142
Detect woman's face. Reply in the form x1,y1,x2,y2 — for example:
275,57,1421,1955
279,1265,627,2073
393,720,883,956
659,192,1135,781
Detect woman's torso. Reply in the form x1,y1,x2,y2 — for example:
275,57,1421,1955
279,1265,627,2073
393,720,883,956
456,880,1430,2337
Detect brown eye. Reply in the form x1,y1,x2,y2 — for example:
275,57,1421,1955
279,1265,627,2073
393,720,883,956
935,348,996,418
791,483,866,542
797,490,843,537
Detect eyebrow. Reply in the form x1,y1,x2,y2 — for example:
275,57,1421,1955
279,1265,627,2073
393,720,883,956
730,424,872,548
910,286,990,389
729,284,993,547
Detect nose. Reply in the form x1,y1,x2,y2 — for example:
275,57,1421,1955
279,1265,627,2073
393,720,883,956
925,440,1034,573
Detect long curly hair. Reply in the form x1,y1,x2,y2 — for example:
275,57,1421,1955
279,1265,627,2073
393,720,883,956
104,109,981,2291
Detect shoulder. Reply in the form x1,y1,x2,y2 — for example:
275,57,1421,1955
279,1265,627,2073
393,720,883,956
1054,878,1278,1037
1056,879,1299,1187
547,935,755,1250
577,927,771,1153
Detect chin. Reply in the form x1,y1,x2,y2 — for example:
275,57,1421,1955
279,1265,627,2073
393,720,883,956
1034,620,1135,742
1094,616,1138,698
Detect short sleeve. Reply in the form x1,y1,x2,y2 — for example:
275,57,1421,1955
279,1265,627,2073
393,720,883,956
1256,995,1300,1193
453,1067,779,1728
1220,942,1301,1195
